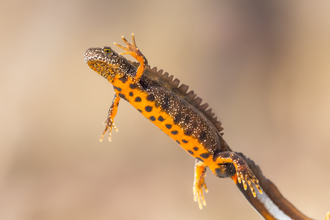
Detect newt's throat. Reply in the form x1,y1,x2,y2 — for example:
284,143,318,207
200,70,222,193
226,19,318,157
87,60,116,80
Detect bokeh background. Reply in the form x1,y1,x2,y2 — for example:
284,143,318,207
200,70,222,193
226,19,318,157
1,0,330,219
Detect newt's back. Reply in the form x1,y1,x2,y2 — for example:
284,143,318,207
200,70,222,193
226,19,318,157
119,62,227,157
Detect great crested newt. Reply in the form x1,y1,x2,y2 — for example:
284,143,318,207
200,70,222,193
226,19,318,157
84,34,263,209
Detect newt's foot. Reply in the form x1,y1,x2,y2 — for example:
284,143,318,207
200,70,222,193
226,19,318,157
193,175,208,209
236,165,262,197
100,118,118,142
193,160,208,209
114,33,143,60
213,152,263,197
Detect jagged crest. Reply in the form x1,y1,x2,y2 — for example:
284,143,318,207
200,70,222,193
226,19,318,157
130,62,223,132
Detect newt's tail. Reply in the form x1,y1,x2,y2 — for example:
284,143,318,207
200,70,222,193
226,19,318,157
234,152,313,220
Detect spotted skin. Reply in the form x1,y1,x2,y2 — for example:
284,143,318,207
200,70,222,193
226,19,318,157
84,34,262,209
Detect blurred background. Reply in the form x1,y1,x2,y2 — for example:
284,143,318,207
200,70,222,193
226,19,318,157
1,0,330,219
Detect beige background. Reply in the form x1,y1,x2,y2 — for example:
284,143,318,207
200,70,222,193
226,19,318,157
1,0,330,219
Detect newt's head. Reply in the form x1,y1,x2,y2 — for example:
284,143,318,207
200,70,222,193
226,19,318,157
84,46,127,81
85,34,146,82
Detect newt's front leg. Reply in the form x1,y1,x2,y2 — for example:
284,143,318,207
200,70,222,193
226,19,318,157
211,152,263,197
114,33,148,83
100,92,120,142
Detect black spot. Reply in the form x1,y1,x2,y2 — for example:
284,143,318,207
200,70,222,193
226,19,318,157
184,129,193,136
129,92,133,96
129,83,138,89
113,86,122,92
140,80,149,90
200,153,210,159
149,116,156,121
165,124,172,129
146,94,155,102
184,115,190,124
145,106,152,112
182,139,188,143
158,116,165,122
199,131,207,141
118,76,128,83
171,130,178,135
192,122,198,128
188,150,194,155
137,109,142,113
196,157,204,162
135,97,142,102
118,93,127,100
161,94,170,110
173,113,182,125
193,147,199,151
176,140,180,145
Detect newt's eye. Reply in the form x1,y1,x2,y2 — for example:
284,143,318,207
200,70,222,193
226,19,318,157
104,48,111,54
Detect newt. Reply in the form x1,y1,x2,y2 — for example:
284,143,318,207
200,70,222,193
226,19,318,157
84,34,263,209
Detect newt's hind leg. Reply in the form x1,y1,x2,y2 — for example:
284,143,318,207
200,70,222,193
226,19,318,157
100,92,120,142
193,159,208,209
211,152,263,197
114,33,148,83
